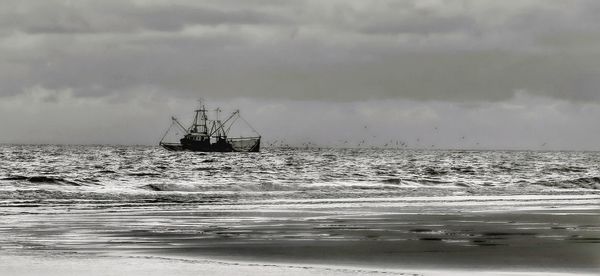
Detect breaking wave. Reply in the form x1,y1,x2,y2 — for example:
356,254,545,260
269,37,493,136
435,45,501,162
535,177,600,190
1,175,83,186
543,166,588,173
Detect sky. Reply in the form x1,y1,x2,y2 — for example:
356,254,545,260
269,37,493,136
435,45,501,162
1,0,599,150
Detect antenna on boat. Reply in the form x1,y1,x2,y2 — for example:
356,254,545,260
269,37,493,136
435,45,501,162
215,107,221,121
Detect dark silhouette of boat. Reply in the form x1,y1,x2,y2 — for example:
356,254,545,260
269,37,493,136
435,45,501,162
159,103,261,152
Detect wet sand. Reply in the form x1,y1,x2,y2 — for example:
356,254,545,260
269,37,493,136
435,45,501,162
1,254,597,276
1,195,599,275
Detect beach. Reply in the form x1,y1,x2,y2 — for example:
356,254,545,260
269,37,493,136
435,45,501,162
1,195,598,275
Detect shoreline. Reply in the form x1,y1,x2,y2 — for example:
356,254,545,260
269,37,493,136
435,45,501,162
1,252,597,276
1,195,598,275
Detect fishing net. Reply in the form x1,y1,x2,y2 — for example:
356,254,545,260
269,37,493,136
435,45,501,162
228,137,260,152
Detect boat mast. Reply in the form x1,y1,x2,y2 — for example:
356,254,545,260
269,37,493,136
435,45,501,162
190,100,208,136
214,108,224,138
209,110,239,137
206,108,227,138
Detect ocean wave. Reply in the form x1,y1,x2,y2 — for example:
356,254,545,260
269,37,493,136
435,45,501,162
536,176,600,190
543,166,588,173
0,189,228,204
97,170,116,174
1,175,82,186
381,178,402,184
128,172,162,177
423,167,448,176
1,176,29,181
143,182,304,192
450,166,476,174
144,183,204,192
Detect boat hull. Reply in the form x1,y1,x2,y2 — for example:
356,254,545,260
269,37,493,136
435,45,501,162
161,137,260,152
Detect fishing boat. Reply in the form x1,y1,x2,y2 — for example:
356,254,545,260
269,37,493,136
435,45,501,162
159,103,261,152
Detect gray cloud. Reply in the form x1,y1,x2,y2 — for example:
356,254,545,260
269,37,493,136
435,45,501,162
1,0,599,103
0,0,287,34
0,0,599,147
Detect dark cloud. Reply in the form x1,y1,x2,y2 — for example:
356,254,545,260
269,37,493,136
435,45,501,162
1,1,599,147
1,0,599,103
0,0,288,34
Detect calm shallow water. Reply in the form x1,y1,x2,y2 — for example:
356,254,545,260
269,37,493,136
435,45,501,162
1,145,599,272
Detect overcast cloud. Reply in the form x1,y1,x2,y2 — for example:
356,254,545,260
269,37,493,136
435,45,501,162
1,0,599,149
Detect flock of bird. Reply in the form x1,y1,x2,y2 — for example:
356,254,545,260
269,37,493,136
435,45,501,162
266,125,469,149
265,125,548,150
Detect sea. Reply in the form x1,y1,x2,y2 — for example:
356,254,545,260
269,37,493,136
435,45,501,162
1,145,598,203
1,145,599,273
